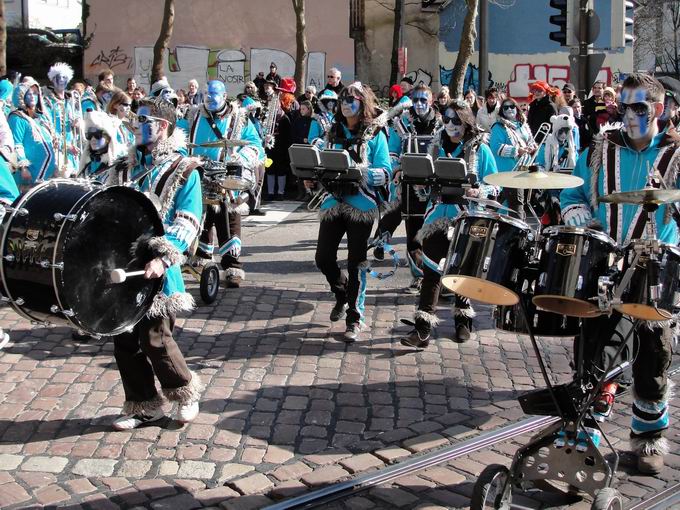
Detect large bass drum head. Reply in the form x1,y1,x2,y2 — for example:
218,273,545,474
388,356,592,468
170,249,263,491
59,186,164,335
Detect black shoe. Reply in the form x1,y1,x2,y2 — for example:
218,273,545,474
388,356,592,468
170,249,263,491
266,194,274,201
250,209,266,216
373,245,385,261
400,329,430,349
72,330,93,341
330,301,348,322
454,318,471,342
344,322,363,342
275,194,284,201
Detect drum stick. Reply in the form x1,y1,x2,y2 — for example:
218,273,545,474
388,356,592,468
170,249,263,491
110,268,146,284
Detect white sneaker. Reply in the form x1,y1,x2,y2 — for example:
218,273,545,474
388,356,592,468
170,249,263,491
112,407,165,430
177,401,199,423
0,331,10,350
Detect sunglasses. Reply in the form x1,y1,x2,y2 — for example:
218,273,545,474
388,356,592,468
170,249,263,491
340,96,361,104
85,130,105,140
617,102,651,116
502,104,517,111
135,114,166,124
412,97,429,104
327,75,337,79
120,103,132,107
443,115,463,126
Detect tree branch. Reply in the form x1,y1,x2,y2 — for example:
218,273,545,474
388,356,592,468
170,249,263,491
405,21,437,37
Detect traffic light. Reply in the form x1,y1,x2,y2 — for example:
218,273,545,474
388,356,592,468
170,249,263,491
549,0,577,47
611,0,636,48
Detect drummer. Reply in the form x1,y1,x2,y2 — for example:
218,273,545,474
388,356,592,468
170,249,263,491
561,73,677,475
179,79,264,288
401,99,498,347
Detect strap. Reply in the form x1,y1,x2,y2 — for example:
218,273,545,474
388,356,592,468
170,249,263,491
365,231,400,280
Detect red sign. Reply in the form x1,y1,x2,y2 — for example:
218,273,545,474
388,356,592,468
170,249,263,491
398,47,408,75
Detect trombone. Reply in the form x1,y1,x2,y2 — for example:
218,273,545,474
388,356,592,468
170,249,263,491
513,121,551,171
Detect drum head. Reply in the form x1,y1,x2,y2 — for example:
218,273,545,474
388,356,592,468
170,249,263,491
441,275,519,306
60,186,164,335
615,304,674,322
532,295,602,319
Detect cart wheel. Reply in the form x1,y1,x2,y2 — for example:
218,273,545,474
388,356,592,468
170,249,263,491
200,264,220,304
471,464,512,510
591,488,623,510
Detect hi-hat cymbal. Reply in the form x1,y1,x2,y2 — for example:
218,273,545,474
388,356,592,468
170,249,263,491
598,188,680,205
484,170,584,189
187,139,251,148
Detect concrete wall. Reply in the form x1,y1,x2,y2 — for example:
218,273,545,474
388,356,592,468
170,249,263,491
84,0,354,96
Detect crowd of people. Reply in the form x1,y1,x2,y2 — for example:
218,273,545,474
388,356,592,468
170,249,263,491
0,59,676,477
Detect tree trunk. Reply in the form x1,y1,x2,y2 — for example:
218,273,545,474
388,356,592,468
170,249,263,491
449,0,479,98
151,0,175,84
0,1,6,76
292,0,307,92
390,0,403,86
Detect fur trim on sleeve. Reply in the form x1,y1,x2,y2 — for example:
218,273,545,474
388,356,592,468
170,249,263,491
148,236,185,266
162,370,204,404
147,292,195,318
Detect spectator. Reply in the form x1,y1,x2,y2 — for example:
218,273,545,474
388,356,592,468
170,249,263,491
323,67,344,95
582,80,605,140
187,79,202,105
388,84,403,107
125,77,137,96
291,100,314,200
568,98,589,150
527,80,557,139
658,76,680,131
265,77,295,200
265,63,281,86
254,71,266,98
476,86,500,131
176,89,188,105
70,79,88,96
131,87,145,112
562,82,576,104
594,86,619,127
98,69,114,87
464,88,480,115
297,85,318,108
400,76,414,97
434,87,450,114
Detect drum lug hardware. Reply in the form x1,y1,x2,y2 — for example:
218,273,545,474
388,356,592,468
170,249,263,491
3,254,14,262
538,272,547,287
483,256,491,273
39,260,64,270
50,305,74,317
6,207,28,216
511,268,519,283
0,296,9,302
583,239,589,255
576,275,584,290
53,212,77,222
597,276,614,312
14,297,25,306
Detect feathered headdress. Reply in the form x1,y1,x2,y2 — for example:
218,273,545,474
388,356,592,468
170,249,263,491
47,62,74,84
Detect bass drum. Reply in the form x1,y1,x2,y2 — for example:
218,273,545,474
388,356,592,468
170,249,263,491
0,179,164,336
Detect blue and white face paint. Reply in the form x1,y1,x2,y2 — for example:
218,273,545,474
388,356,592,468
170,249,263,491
204,80,226,112
443,108,466,139
24,87,38,109
340,96,362,118
134,105,162,147
51,73,69,93
411,91,430,116
660,93,678,122
620,87,653,140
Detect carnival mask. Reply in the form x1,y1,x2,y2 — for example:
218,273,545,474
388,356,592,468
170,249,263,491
443,108,466,139
51,73,69,93
619,87,654,140
87,130,109,152
412,92,430,116
24,88,38,108
134,106,163,146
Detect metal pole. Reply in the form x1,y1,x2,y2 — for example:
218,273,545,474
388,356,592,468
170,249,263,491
577,0,590,100
478,0,488,95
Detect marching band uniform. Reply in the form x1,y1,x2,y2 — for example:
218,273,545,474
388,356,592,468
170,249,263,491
8,78,56,190
308,90,338,147
401,106,498,348
561,75,679,474
315,83,391,341
79,110,125,183
107,99,204,429
180,80,264,287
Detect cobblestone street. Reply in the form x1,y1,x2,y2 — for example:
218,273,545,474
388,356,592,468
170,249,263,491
0,205,678,509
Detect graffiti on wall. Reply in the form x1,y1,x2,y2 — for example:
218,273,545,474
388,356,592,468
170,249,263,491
90,46,133,71
404,68,433,87
439,63,481,93
507,63,612,101
129,45,326,96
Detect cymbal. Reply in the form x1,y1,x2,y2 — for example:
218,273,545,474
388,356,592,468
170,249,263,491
598,188,680,205
484,170,584,190
187,139,251,148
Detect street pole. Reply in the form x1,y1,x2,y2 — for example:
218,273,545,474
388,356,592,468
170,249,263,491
577,0,590,100
478,0,488,95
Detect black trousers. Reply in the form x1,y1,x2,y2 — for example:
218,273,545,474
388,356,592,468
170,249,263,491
315,214,373,326
374,208,424,278
113,315,192,405
197,201,243,271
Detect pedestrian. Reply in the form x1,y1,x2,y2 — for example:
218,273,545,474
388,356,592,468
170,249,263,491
297,85,318,109
476,86,500,131
388,84,403,107
126,77,137,96
464,88,480,115
569,97,590,151
527,80,557,139
323,67,344,95
98,68,114,88
400,76,414,98
187,79,202,105
106,90,135,148
265,63,281,86
291,100,314,200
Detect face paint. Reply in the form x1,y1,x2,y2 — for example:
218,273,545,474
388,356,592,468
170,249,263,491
51,73,69,93
134,106,161,146
660,94,678,122
204,80,226,112
620,87,653,140
24,88,38,108
89,135,108,151
160,88,175,102
411,92,430,116
443,108,466,139
340,97,361,118
557,127,569,142
117,104,130,117
501,103,517,120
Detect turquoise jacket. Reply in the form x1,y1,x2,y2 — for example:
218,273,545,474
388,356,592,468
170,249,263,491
489,119,534,172
8,111,56,186
42,88,79,176
561,129,680,245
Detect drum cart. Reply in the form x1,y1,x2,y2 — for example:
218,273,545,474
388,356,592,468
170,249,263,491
182,260,220,304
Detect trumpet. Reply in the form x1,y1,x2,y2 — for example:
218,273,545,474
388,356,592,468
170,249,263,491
513,122,551,171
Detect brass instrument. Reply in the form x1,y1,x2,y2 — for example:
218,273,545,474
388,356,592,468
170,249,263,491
262,92,280,150
514,121,551,170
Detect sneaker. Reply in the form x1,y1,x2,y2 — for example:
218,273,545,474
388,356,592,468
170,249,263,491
454,317,472,342
344,322,363,342
405,277,423,295
112,407,165,430
638,449,665,475
593,382,618,416
226,275,242,288
373,245,385,261
330,301,348,322
0,331,9,350
177,401,199,424
400,329,430,349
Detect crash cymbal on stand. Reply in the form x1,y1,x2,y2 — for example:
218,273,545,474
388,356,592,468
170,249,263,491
484,170,583,189
598,188,680,205
187,139,251,148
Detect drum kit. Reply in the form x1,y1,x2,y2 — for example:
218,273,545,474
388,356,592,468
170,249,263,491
459,166,680,509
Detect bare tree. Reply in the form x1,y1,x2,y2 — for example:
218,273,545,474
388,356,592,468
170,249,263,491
292,0,308,92
151,0,175,84
0,1,5,76
449,0,479,97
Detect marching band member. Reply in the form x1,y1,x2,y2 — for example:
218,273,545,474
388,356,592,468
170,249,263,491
78,110,125,183
561,73,679,475
400,100,498,348
180,79,264,288
308,89,338,147
0,79,13,116
315,82,391,342
42,62,82,177
107,97,204,430
8,78,56,190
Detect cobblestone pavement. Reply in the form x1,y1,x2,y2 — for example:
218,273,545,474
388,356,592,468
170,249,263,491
0,206,678,509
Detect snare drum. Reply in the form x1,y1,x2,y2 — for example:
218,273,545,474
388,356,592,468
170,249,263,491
495,266,580,337
616,242,680,321
223,163,252,191
533,226,618,318
441,211,532,306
